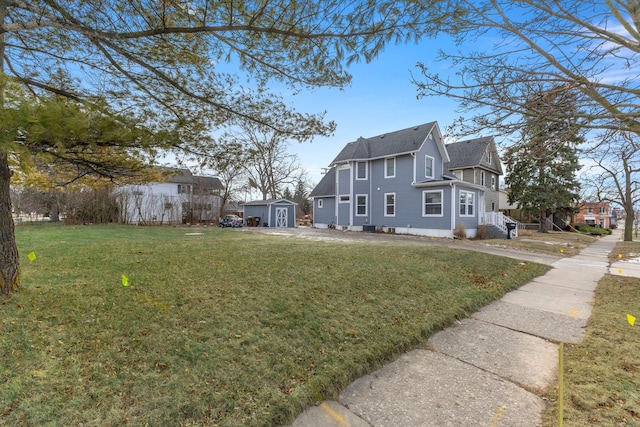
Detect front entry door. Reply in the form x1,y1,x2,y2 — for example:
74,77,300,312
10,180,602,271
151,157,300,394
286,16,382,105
275,207,288,227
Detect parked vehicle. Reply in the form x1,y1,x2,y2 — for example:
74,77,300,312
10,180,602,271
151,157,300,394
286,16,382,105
219,215,243,228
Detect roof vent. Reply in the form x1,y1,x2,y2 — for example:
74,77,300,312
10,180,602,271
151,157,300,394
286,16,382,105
380,134,385,138
413,126,419,130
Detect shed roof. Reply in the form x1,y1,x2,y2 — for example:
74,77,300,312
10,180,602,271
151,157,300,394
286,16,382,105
243,198,297,206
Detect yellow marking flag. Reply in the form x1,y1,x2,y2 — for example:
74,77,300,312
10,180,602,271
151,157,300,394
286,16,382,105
618,253,623,259
628,314,636,326
27,251,36,262
121,274,129,287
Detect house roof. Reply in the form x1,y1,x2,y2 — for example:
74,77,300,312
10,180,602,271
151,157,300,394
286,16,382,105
444,136,503,175
309,167,336,198
161,167,223,190
330,121,443,164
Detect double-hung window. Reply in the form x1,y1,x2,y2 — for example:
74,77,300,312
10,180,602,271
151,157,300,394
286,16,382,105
459,191,474,216
356,162,367,180
317,199,323,209
385,193,395,217
425,156,434,178
423,190,443,216
356,194,367,216
385,157,396,178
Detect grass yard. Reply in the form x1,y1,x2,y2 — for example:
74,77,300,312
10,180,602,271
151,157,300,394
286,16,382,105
543,240,640,426
1,224,549,426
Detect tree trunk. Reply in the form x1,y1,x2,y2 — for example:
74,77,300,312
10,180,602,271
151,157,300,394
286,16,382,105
0,153,20,294
539,209,549,233
623,199,634,242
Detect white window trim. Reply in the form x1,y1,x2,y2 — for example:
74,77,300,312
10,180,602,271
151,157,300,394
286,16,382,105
491,175,496,190
317,199,323,209
459,190,475,217
384,192,396,217
385,157,396,178
339,195,350,203
425,155,434,179
356,161,367,180
480,171,485,187
487,150,492,164
355,194,368,216
422,189,443,217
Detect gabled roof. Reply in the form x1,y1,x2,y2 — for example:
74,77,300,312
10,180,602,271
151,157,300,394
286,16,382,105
309,167,336,198
444,136,503,175
160,167,223,190
330,121,447,165
243,198,297,206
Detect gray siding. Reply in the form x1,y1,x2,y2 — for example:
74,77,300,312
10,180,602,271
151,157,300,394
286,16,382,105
313,197,336,225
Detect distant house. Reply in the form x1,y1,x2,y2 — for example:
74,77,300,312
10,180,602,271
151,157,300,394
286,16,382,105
574,201,612,228
115,168,223,225
242,199,297,228
310,121,513,238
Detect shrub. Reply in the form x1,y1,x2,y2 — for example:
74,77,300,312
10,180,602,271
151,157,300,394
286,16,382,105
475,224,489,240
454,222,467,239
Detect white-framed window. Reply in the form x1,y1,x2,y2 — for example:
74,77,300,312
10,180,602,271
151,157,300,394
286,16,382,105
480,171,485,186
491,175,496,190
177,184,191,194
317,199,323,209
599,206,606,214
425,155,434,178
339,195,350,203
486,150,492,164
356,194,367,216
384,193,396,217
453,170,462,180
385,157,396,178
459,190,474,217
423,190,443,217
356,161,367,180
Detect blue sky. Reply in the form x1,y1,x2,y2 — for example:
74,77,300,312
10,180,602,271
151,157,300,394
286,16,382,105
282,38,464,185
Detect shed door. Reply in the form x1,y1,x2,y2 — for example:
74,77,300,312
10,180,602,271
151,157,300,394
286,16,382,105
275,207,288,227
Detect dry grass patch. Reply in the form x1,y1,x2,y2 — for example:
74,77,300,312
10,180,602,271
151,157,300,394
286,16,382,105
473,229,597,257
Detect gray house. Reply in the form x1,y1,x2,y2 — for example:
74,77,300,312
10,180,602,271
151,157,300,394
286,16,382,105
310,122,511,238
242,199,297,228
445,136,503,213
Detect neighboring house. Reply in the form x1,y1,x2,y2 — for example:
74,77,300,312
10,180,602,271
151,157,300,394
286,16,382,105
242,199,297,228
310,121,510,238
574,201,612,228
115,168,223,225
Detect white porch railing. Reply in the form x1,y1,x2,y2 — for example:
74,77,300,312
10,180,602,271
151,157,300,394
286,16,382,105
482,212,519,238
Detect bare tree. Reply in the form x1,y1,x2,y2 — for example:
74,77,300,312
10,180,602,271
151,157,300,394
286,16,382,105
241,126,301,200
413,1,640,139
583,129,640,241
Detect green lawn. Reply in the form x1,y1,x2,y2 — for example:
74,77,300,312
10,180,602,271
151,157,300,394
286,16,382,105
543,241,640,426
2,224,549,426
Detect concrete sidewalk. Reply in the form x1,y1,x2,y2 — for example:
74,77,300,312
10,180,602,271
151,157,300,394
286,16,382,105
288,228,624,427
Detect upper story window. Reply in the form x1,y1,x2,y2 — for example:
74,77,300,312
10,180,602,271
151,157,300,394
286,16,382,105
587,207,593,213
317,199,323,209
486,150,492,164
425,155,434,179
356,161,367,180
339,195,350,203
178,184,191,194
453,170,462,180
480,171,485,187
599,206,606,214
385,157,396,178
491,175,497,190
